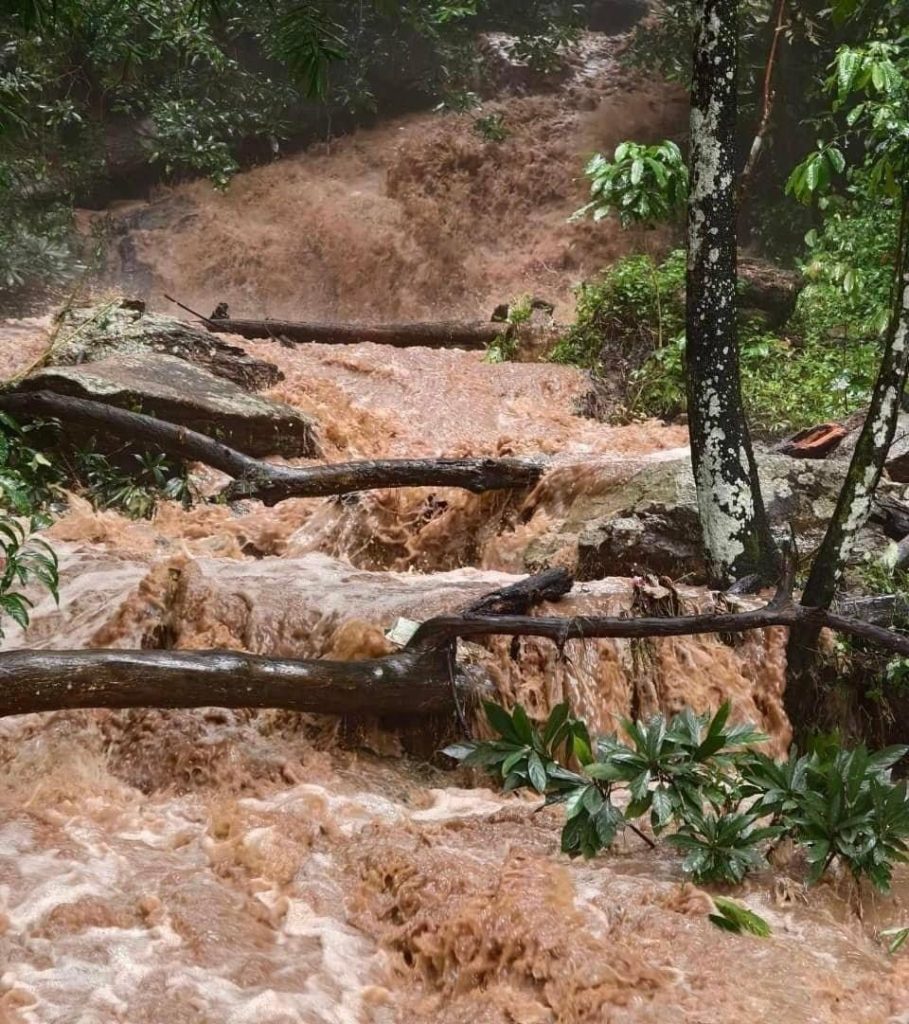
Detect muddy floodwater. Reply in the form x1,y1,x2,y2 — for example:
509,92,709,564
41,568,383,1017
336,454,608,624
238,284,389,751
1,25,908,1024
0,334,907,1024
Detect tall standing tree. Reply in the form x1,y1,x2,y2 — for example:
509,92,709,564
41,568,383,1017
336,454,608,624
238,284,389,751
685,0,778,586
784,29,909,729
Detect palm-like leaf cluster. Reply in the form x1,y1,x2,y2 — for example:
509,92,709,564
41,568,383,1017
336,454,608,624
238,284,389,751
446,699,909,893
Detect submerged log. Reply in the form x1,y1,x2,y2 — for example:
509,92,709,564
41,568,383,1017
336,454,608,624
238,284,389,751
204,315,509,350
0,390,544,504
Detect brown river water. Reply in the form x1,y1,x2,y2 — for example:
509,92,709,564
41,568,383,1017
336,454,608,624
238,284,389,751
1,28,908,1024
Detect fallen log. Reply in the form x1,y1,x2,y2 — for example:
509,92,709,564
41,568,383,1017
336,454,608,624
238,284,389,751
204,315,509,350
0,569,569,720
0,647,459,718
5,571,909,721
0,390,544,504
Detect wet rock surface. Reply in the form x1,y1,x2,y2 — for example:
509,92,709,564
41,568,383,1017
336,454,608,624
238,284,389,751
21,352,319,458
528,449,890,582
53,301,283,390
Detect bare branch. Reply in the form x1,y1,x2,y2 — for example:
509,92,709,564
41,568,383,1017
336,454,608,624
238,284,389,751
0,390,544,505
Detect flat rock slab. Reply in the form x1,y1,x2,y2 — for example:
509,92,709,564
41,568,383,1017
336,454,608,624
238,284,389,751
54,301,283,391
23,353,319,458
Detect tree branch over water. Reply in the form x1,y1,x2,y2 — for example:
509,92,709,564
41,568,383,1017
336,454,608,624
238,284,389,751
0,390,544,504
2,568,909,721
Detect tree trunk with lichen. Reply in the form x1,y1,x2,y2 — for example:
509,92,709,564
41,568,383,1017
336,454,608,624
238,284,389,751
685,0,778,587
785,197,909,734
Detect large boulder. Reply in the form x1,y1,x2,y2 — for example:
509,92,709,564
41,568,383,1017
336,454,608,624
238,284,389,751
526,449,887,582
54,300,282,391
22,353,319,459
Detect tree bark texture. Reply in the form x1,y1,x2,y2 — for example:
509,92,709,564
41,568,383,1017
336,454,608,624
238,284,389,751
685,0,778,586
785,197,909,732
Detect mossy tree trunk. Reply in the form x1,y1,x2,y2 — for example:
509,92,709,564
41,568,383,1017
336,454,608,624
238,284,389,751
685,0,778,587
785,195,909,734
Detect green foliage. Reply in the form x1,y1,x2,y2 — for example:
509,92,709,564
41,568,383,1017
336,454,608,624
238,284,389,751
0,412,64,513
742,743,909,892
790,746,909,892
446,701,772,883
72,445,195,520
882,926,909,954
556,209,890,433
0,413,60,637
669,810,780,884
709,896,772,937
484,294,531,363
446,699,909,895
472,112,508,142
549,251,686,371
788,30,909,206
0,516,58,637
574,141,688,229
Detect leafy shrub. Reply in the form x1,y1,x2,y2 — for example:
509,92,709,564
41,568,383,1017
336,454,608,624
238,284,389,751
484,293,532,363
0,515,58,637
553,230,884,435
549,251,686,372
574,141,688,228
446,699,909,895
72,445,195,520
472,112,508,143
668,810,779,885
744,744,909,892
0,413,60,636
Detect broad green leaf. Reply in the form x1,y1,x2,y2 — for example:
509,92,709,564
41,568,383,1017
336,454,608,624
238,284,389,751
527,751,547,794
484,701,518,742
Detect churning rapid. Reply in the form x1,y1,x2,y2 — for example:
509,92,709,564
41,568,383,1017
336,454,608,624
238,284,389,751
1,27,908,1024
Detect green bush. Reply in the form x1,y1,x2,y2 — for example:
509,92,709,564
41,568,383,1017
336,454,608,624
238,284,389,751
445,700,909,894
549,251,686,371
0,413,60,636
554,228,886,436
573,141,688,228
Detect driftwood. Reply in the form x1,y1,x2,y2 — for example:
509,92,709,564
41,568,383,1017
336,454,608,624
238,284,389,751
0,391,544,505
5,568,909,721
204,315,509,350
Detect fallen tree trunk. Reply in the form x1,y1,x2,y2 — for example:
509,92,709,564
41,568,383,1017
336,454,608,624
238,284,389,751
0,570,570,720
5,572,909,721
0,391,544,504
0,647,460,718
205,316,509,350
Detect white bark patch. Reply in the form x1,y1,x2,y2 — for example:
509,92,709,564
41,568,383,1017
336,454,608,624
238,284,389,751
694,379,755,569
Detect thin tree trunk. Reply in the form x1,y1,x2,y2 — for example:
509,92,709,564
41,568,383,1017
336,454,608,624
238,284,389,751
738,0,788,202
800,197,909,611
785,194,909,731
685,0,778,586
